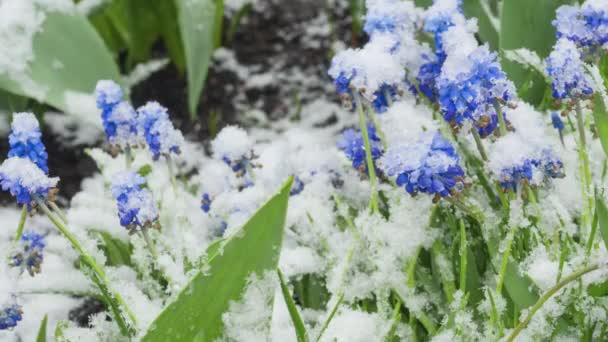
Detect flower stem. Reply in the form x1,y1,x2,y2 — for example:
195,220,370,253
494,101,508,137
13,204,27,244
366,106,387,150
125,146,133,169
140,228,158,259
166,155,178,193
354,93,379,213
575,103,594,242
49,202,68,224
496,224,517,295
459,219,467,293
505,263,602,342
35,198,138,327
471,129,488,161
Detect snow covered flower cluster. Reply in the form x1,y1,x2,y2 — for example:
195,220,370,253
95,80,184,159
111,171,159,231
4,0,608,340
553,0,608,51
9,232,45,277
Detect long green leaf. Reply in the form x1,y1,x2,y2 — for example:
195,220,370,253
36,314,48,342
142,177,293,342
0,11,121,119
500,0,570,105
277,269,309,342
596,194,608,251
487,237,539,310
176,0,218,118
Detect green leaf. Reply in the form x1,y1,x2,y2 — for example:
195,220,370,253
156,0,187,74
142,177,293,342
97,231,132,267
176,0,218,118
350,0,365,36
500,0,570,105
593,93,608,158
596,193,608,252
137,164,154,178
277,269,309,342
54,320,69,341
486,237,539,310
0,11,121,118
36,314,48,342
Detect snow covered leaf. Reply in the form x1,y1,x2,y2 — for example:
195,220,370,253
487,237,539,309
277,269,309,342
141,177,293,342
500,0,570,105
176,0,219,118
0,11,121,121
596,194,608,252
36,314,48,342
588,64,608,158
503,49,546,75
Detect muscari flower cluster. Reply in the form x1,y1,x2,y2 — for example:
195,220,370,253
111,171,159,231
546,38,594,101
495,153,565,192
431,12,515,136
0,113,58,208
329,0,423,113
95,80,183,160
379,132,465,200
10,232,45,277
8,112,48,173
337,123,384,175
416,0,464,102
211,126,257,183
553,0,608,52
0,303,22,331
137,102,185,161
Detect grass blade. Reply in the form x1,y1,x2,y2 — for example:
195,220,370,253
277,269,309,342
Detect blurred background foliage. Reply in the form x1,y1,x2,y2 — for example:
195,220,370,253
0,0,586,123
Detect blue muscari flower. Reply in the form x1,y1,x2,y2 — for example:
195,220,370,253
551,112,565,132
0,157,58,207
437,46,514,135
290,176,305,196
363,0,416,37
8,113,48,174
497,159,538,192
137,102,185,160
95,80,140,148
416,53,443,102
111,171,159,230
337,123,384,174
0,303,23,330
424,0,463,56
11,232,45,276
201,193,212,213
546,38,594,100
379,132,465,198
371,85,398,113
554,3,608,50
495,151,564,192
